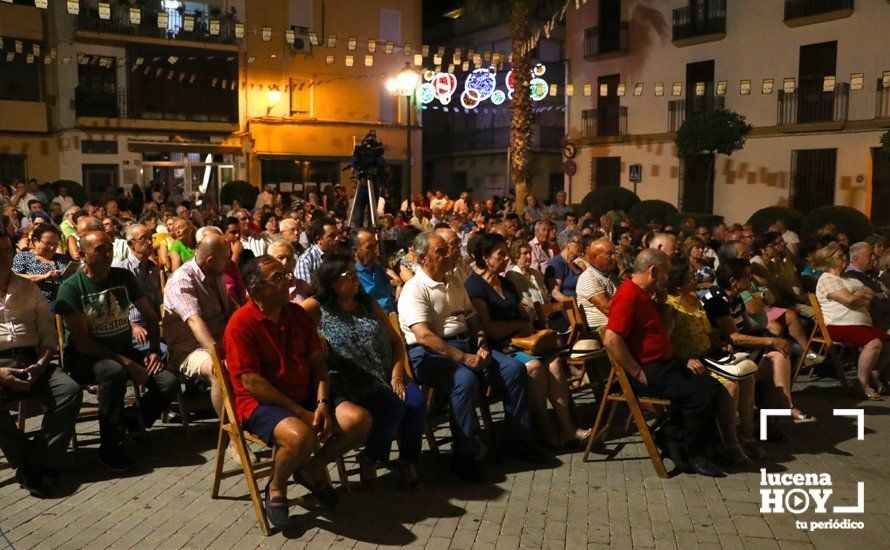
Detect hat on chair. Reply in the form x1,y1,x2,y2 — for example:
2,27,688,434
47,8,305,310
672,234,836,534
570,339,602,359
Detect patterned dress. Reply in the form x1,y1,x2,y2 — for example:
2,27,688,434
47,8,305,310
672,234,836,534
318,301,393,401
12,250,73,302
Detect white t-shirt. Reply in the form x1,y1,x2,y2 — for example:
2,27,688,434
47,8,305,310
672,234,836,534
398,268,476,346
815,272,872,326
782,230,800,246
576,266,617,328
52,195,75,212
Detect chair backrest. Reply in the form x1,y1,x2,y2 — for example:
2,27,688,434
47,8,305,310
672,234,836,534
210,350,246,434
388,311,417,381
535,297,588,345
55,314,65,367
808,292,833,346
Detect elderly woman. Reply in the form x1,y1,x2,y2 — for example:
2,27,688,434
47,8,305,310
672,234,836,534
301,251,425,487
523,194,542,223
13,225,73,304
466,233,588,448
813,243,890,399
168,218,197,271
665,262,762,464
545,229,583,301
506,239,549,322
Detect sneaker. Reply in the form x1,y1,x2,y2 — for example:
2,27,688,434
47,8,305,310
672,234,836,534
15,466,47,498
99,446,134,472
804,352,826,366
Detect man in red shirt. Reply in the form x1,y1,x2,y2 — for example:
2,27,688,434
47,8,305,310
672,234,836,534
224,256,371,529
604,249,724,477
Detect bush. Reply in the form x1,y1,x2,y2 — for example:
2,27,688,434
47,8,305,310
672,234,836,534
220,180,259,209
801,206,873,242
580,187,640,220
49,180,86,207
666,211,724,230
628,200,678,226
747,206,803,234
675,109,752,158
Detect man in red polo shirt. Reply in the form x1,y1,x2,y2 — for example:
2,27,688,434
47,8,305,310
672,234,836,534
224,256,371,529
604,249,724,477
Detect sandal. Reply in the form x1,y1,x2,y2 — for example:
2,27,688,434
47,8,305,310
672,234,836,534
862,387,884,401
293,469,340,507
565,428,592,449
792,409,817,423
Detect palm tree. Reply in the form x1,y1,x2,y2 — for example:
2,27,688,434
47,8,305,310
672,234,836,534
473,0,563,211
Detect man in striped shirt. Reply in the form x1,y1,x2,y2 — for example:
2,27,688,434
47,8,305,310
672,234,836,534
294,216,340,290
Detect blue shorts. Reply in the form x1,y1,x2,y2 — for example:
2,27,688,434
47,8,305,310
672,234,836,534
243,394,346,446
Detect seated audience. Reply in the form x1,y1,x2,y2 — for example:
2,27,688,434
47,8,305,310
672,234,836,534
529,220,555,274
545,231,583,300
13,225,73,304
55,231,179,471
506,240,548,322
399,231,543,483
576,238,620,330
112,224,164,354
301,251,425,487
224,256,371,527
352,228,396,313
682,236,715,285
168,218,197,271
294,216,340,291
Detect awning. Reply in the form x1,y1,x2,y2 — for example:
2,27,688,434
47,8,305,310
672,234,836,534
127,142,242,155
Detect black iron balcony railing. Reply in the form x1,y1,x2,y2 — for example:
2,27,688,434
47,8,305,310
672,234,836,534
423,126,564,153
583,22,629,58
672,0,726,42
75,85,237,124
784,0,854,22
668,96,725,132
877,82,890,120
76,2,237,45
582,107,627,138
777,82,849,125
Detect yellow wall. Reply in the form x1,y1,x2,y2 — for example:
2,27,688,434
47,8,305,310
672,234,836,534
0,3,44,40
0,135,60,183
0,100,48,133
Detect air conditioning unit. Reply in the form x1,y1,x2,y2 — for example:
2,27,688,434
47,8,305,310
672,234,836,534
290,26,311,53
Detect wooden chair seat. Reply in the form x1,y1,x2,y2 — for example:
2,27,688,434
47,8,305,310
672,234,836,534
535,298,607,392
793,293,848,387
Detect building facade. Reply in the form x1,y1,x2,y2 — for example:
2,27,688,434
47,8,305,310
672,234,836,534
565,0,890,225
422,1,565,203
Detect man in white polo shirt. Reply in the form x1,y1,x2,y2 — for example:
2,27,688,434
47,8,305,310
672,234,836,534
398,231,543,484
576,238,620,329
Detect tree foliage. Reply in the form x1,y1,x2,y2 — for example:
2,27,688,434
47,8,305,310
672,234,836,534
675,109,752,159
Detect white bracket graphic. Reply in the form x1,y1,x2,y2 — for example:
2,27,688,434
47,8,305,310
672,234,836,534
759,409,792,441
833,482,865,514
833,408,865,440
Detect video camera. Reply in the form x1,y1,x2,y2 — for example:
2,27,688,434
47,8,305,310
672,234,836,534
348,129,388,181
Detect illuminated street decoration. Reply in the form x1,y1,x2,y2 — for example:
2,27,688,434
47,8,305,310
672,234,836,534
416,82,435,105
423,70,435,82
491,90,506,105
432,72,458,103
533,63,546,77
529,78,548,102
464,68,496,101
418,65,549,109
460,89,481,109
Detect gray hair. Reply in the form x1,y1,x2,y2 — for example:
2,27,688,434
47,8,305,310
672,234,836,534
413,231,435,260
649,232,677,251
849,241,872,259
124,223,148,241
556,228,581,248
267,237,294,253
534,219,552,233
196,225,223,244
633,248,668,275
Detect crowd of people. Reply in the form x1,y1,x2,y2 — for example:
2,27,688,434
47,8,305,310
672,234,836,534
0,177,889,530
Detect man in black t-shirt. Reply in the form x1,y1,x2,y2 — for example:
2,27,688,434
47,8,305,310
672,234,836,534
56,231,178,472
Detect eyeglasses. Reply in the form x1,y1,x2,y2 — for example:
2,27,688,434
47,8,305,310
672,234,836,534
267,271,294,283
130,236,153,244
237,216,250,221
38,240,59,247
339,270,358,279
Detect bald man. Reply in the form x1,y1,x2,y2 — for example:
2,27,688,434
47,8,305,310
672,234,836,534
649,233,679,258
67,215,104,260
56,231,178,472
163,233,236,415
576,238,620,329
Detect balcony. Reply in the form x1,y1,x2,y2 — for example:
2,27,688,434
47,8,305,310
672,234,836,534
584,22,629,60
582,107,627,139
784,0,854,27
423,126,564,154
0,2,45,41
75,2,238,50
672,0,726,47
877,83,890,123
75,84,238,132
668,96,726,132
777,83,849,131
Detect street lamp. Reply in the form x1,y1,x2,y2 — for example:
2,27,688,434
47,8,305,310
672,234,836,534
386,64,419,202
266,86,282,116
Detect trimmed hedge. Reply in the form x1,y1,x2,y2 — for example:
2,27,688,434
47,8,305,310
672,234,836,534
220,180,259,209
628,200,678,226
580,187,640,219
666,211,725,229
801,206,873,242
747,206,803,234
50,180,86,207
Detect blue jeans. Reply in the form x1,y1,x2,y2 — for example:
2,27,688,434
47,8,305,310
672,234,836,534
356,382,426,463
408,339,531,457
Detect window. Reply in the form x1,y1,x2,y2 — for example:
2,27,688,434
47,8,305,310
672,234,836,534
82,164,120,200
289,77,313,118
0,155,27,184
82,140,119,155
549,172,564,201
0,50,41,101
680,153,715,213
593,157,621,188
380,9,401,44
791,149,836,213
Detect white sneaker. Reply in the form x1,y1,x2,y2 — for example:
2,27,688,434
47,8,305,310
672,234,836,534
804,352,825,366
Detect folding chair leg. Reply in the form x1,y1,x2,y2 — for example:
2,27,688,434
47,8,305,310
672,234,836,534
335,457,350,493
233,433,269,535
829,346,848,387
585,377,615,461
17,401,26,431
792,339,812,384
211,423,229,499
627,399,668,479
178,398,191,441
424,425,440,454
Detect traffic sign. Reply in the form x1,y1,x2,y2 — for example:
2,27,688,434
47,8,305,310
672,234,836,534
629,164,643,184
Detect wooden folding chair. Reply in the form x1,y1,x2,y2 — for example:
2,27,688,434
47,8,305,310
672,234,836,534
793,294,848,386
387,312,494,455
210,351,349,535
582,336,670,479
535,298,607,391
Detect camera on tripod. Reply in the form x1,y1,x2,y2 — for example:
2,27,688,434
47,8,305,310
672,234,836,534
350,129,388,181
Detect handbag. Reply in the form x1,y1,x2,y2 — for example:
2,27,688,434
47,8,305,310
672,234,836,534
703,352,758,381
510,329,559,355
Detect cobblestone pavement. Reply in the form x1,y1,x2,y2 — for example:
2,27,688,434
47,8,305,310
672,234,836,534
2,375,889,549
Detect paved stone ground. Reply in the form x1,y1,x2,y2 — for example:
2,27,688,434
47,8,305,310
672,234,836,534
2,375,889,549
